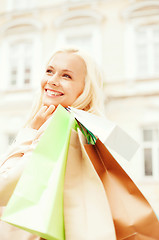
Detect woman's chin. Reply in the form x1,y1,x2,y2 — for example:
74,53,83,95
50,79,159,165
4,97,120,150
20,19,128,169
42,101,67,109
42,99,58,107
42,97,70,109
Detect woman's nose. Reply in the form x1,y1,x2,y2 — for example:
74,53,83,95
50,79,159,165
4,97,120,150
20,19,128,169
47,74,60,86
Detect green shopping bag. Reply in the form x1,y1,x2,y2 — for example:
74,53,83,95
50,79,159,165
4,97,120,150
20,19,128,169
1,105,76,240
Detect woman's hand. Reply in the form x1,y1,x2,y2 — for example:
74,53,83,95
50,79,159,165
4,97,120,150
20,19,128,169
30,105,55,130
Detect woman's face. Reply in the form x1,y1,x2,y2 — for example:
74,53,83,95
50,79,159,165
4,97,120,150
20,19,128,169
41,52,86,108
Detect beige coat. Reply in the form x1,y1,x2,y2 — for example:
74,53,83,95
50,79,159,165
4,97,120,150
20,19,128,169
0,123,47,240
0,119,116,240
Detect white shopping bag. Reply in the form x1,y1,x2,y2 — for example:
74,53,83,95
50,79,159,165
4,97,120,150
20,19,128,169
68,107,139,161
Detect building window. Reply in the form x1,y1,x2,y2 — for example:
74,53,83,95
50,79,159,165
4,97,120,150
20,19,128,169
54,10,103,66
56,26,102,65
123,1,159,80
8,133,16,145
8,40,33,88
65,34,93,54
0,29,42,91
135,26,159,78
7,0,36,11
142,127,159,178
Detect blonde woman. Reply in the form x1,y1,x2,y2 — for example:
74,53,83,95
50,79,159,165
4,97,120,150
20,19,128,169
26,48,105,131
0,48,111,240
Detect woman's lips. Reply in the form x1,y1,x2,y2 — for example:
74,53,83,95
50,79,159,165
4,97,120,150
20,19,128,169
45,89,64,97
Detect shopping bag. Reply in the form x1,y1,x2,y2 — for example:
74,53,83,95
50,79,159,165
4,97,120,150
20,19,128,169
84,139,159,239
67,107,139,161
1,105,76,240
63,129,116,240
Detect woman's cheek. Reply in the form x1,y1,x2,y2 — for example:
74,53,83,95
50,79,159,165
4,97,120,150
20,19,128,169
41,78,47,89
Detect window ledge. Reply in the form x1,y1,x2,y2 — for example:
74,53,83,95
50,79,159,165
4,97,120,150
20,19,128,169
0,87,35,94
137,178,159,185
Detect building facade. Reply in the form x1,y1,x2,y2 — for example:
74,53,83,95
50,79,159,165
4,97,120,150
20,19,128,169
0,0,159,214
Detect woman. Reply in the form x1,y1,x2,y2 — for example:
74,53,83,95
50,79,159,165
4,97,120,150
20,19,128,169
0,48,108,240
27,48,104,131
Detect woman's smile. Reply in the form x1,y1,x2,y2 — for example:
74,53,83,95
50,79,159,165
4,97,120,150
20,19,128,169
44,88,64,97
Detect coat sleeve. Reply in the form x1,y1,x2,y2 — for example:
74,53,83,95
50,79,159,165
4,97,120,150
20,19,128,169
0,127,38,206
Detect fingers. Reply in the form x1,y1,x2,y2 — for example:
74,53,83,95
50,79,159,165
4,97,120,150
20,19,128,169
38,105,55,118
44,105,56,120
44,105,55,117
30,105,55,130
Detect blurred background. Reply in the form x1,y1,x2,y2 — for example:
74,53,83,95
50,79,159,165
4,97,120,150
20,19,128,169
0,0,159,215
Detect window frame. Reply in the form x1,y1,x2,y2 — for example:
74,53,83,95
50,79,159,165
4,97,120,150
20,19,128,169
6,0,37,12
125,23,159,80
9,40,34,88
135,25,159,78
0,32,41,91
56,24,102,66
141,126,159,180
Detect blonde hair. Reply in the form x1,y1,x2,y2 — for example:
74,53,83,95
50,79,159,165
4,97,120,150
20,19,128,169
26,48,105,126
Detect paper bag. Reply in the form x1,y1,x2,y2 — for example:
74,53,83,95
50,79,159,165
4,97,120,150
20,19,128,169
84,139,159,240
63,129,116,240
1,105,75,240
68,107,139,160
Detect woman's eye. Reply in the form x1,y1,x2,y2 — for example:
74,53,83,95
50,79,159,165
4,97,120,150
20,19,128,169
46,69,53,74
63,74,71,79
